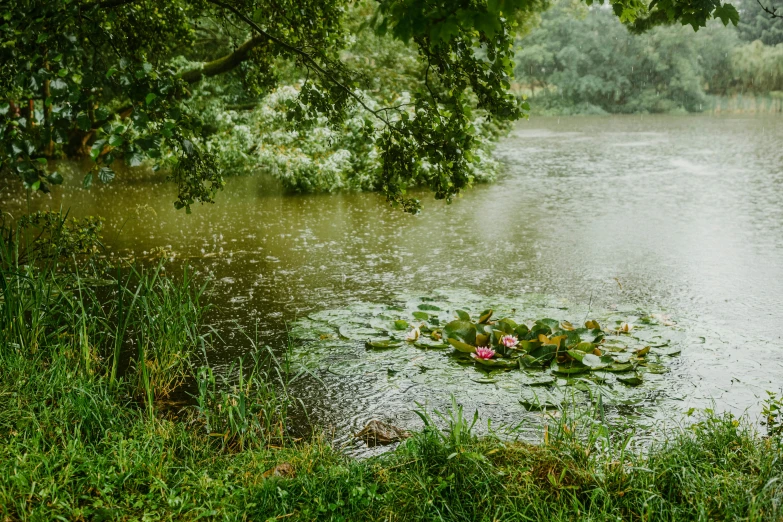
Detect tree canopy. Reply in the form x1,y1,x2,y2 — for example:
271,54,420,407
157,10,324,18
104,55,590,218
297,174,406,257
1,0,739,212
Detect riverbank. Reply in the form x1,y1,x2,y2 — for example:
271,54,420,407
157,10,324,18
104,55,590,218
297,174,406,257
1,261,781,520
523,93,783,116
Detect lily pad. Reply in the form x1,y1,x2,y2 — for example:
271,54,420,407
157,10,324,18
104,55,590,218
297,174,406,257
455,310,471,321
393,320,409,330
418,304,441,311
413,338,449,350
519,373,556,386
617,374,644,386
552,361,590,375
472,355,518,369
447,338,476,353
443,320,477,345
412,311,430,321
339,325,385,340
365,340,403,350
582,354,612,369
602,362,635,372
519,388,565,410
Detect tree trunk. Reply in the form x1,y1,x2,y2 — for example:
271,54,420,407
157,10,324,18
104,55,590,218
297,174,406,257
43,64,54,157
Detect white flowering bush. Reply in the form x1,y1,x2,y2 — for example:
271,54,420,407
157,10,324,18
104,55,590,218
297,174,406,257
200,82,504,194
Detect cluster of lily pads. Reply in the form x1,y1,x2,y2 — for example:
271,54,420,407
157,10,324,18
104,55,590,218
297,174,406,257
365,308,654,383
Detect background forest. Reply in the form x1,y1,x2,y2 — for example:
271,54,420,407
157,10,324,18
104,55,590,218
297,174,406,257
514,0,783,114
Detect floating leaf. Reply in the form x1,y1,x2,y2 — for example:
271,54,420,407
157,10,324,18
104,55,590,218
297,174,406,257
635,346,650,356
617,374,643,386
478,309,493,324
447,338,476,353
443,320,477,345
412,311,429,321
455,309,471,321
365,340,403,350
581,353,611,369
519,373,556,386
339,325,384,340
472,355,517,369
418,304,441,311
514,324,529,338
518,340,541,352
394,320,409,330
536,318,560,331
552,361,590,375
497,318,517,333
602,362,635,372
414,340,449,350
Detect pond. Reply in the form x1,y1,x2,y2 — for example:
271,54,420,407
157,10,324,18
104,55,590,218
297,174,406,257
4,114,783,451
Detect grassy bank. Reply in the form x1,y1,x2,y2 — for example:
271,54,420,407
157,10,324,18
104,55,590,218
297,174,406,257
1,221,782,520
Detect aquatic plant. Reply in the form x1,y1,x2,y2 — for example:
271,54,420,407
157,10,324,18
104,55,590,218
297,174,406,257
473,346,496,360
405,326,420,342
500,334,518,348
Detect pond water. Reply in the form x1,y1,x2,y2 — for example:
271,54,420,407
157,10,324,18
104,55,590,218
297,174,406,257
3,114,783,450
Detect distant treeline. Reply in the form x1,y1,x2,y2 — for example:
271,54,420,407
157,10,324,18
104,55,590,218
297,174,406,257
514,0,783,114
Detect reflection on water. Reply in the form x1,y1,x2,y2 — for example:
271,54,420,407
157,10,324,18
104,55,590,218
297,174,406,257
3,114,782,444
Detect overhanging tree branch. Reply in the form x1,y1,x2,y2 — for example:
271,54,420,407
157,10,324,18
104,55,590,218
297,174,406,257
205,0,391,125
180,35,266,83
757,0,782,18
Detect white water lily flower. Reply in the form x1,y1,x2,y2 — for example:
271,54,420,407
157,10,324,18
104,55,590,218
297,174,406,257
405,326,420,342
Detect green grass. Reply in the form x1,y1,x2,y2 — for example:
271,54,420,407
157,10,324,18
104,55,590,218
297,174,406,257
0,235,781,520
1,340,781,521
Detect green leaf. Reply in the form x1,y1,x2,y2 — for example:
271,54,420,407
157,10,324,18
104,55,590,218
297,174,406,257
447,338,476,353
617,374,643,386
393,320,408,330
365,340,403,350
478,309,493,324
472,356,517,369
145,93,158,105
89,140,106,161
47,171,63,185
126,152,144,167
76,112,92,131
83,172,93,189
417,304,441,311
108,135,124,147
98,166,115,183
581,353,610,369
94,107,109,121
552,361,589,375
412,311,429,321
443,320,477,345
713,4,739,26
455,310,471,321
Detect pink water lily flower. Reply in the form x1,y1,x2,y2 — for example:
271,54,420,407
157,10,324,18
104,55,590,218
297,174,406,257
500,335,518,348
474,346,495,360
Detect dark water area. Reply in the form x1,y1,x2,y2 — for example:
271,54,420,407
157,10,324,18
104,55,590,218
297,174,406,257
3,114,783,451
